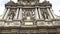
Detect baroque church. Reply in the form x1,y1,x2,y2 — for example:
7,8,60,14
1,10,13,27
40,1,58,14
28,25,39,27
0,0,60,34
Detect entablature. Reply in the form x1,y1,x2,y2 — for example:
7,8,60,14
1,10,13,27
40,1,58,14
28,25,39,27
5,5,52,9
0,19,60,27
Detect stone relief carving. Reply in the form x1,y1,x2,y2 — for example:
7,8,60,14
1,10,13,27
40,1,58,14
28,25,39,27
41,8,49,20
42,12,49,19
22,9,35,20
8,11,15,20
19,0,36,5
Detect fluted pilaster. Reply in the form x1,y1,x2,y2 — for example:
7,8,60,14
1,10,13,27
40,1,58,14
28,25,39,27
18,8,22,20
14,8,19,20
47,8,54,19
38,8,43,20
4,8,10,20
35,8,39,20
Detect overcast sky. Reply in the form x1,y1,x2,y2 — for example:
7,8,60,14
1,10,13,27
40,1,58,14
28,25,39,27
0,0,60,16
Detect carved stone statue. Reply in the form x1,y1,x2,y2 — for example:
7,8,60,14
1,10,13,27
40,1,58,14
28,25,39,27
42,12,49,19
8,11,15,20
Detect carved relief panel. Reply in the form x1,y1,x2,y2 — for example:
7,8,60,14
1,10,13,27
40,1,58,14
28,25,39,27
7,8,17,20
4,21,20,26
40,8,49,20
37,21,53,26
18,0,36,5
22,8,35,20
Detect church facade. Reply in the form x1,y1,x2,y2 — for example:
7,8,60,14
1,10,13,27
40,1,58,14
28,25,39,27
0,0,60,34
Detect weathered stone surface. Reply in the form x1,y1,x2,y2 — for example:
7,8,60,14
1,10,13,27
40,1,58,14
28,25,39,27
0,0,60,34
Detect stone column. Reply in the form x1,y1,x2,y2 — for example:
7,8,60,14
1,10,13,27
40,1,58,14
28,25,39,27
38,8,43,20
14,8,19,20
47,8,53,19
35,8,39,20
18,8,22,20
4,8,10,20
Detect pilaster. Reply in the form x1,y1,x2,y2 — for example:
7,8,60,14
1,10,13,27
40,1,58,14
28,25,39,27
18,8,22,20
35,8,39,20
14,8,19,20
4,8,10,20
47,8,54,19
38,8,43,20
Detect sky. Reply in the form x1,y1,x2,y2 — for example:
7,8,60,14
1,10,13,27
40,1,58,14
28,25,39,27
0,0,60,16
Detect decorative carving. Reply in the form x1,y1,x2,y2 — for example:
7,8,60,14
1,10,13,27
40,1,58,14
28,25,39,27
18,0,37,5
41,8,49,20
22,9,35,20
42,12,49,19
8,11,15,20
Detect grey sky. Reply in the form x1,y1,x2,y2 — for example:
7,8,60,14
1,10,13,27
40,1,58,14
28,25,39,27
0,0,60,16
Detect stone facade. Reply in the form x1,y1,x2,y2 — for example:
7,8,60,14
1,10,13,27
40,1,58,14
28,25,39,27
0,0,60,34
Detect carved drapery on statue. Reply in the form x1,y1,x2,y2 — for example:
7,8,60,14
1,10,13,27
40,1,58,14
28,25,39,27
40,8,49,20
7,8,17,20
8,11,15,20
42,11,49,19
7,9,16,20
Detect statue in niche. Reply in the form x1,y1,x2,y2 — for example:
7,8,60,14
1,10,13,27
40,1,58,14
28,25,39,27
42,12,49,19
8,11,15,20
